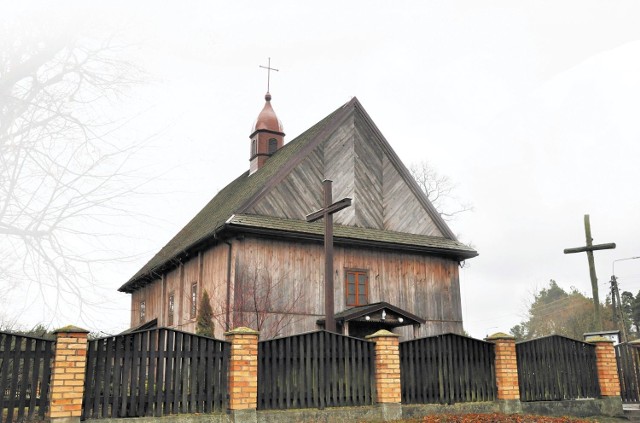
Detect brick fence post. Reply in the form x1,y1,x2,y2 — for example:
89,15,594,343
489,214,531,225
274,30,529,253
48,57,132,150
366,330,402,421
590,337,620,396
225,327,259,423
486,332,521,414
588,337,624,417
47,325,89,423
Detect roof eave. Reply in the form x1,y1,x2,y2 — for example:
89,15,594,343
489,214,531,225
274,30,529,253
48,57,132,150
227,224,478,260
118,224,231,293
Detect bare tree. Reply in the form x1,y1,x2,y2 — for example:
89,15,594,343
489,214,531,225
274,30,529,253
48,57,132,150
0,23,144,321
409,160,472,221
232,265,306,340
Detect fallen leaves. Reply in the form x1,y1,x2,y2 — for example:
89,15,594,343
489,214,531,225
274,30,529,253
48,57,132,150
418,413,591,423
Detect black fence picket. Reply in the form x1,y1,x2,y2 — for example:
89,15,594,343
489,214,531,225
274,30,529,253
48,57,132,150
615,343,640,403
81,327,229,419
0,331,54,423
516,335,600,402
399,333,496,405
257,330,376,410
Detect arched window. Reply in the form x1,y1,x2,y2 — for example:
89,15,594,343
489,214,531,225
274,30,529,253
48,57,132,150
251,139,257,156
268,138,278,154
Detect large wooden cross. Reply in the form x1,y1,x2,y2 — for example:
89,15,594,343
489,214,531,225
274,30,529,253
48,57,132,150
306,180,352,333
563,214,616,331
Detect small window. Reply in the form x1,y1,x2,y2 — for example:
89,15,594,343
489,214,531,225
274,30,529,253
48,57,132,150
251,139,257,156
168,292,175,326
346,270,368,306
268,138,278,154
139,301,146,324
190,282,198,319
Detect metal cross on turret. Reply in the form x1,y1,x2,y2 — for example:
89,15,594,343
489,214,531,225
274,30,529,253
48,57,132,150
259,57,279,93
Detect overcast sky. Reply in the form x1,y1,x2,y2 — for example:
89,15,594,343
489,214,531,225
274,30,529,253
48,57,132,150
3,1,640,338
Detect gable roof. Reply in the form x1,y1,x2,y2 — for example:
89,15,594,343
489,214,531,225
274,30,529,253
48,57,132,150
119,98,477,293
322,301,426,327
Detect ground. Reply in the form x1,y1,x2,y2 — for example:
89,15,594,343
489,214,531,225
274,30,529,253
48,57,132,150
387,414,631,423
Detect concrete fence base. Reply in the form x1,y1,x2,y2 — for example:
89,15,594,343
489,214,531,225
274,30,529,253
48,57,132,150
521,397,624,419
81,398,624,423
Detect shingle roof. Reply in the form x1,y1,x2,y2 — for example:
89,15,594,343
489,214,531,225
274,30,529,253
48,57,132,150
119,98,477,293
119,101,351,292
227,214,477,258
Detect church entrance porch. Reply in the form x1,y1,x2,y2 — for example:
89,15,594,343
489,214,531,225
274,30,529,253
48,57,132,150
319,301,425,339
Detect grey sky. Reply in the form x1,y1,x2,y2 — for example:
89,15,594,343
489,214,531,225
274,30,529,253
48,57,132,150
3,1,640,337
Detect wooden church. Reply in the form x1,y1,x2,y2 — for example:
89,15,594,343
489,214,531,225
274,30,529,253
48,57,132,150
119,92,477,340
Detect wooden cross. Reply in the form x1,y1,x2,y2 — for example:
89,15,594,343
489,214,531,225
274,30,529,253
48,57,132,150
564,214,616,331
306,180,352,333
259,57,279,93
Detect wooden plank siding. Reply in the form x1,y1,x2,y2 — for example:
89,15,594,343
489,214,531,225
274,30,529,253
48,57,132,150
245,111,442,237
231,237,462,339
382,153,442,236
323,122,357,226
132,235,462,340
131,243,232,339
353,115,384,229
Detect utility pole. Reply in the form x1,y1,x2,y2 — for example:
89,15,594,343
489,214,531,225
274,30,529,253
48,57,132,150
563,214,616,331
610,275,628,343
612,256,640,343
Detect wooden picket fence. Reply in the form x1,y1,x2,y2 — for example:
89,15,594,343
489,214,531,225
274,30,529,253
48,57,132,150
257,330,376,410
0,331,54,423
81,328,229,419
2,326,633,422
516,335,600,401
615,342,640,403
399,333,497,405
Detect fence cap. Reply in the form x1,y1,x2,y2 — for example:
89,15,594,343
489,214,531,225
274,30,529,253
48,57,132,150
485,332,515,341
365,329,400,339
586,336,615,344
53,325,89,334
224,327,259,336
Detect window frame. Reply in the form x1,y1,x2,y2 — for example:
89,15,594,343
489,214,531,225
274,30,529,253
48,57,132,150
268,138,278,154
190,282,198,319
139,300,146,324
168,291,175,326
345,269,369,307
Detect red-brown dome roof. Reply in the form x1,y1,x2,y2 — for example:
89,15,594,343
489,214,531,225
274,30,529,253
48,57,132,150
251,92,283,134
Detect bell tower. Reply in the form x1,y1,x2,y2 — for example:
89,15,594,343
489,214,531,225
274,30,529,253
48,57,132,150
249,92,284,175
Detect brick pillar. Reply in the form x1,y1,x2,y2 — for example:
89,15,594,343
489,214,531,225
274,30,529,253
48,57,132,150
225,327,259,423
47,325,89,423
590,337,621,396
486,332,521,414
366,330,401,403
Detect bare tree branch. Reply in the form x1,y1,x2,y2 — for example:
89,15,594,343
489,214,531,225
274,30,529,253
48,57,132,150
0,22,148,324
409,160,473,221
230,264,307,340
